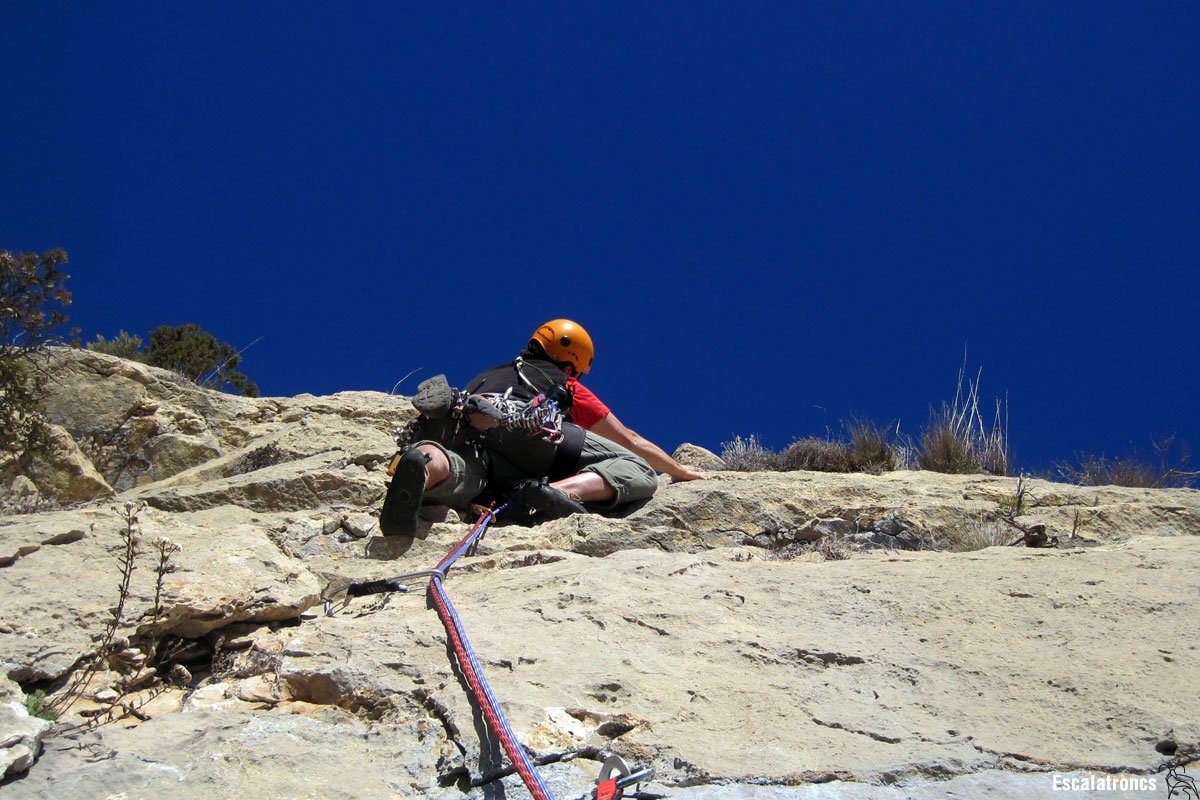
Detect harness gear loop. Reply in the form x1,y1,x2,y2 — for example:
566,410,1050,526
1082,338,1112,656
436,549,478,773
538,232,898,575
486,388,567,443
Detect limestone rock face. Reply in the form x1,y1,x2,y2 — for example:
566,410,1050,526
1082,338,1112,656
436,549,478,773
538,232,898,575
0,677,51,778
35,348,405,496
0,424,113,510
672,442,726,470
1,349,1197,799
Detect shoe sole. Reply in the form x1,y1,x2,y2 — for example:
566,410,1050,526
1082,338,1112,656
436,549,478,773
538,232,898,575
380,451,426,537
413,375,455,419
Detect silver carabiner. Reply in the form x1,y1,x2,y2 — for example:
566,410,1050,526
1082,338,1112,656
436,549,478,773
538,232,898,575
597,754,655,797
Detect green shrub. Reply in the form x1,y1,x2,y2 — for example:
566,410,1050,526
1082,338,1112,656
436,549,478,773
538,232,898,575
1,248,72,457
23,689,57,721
996,494,1026,516
87,323,258,397
87,330,145,361
143,324,259,396
0,356,48,457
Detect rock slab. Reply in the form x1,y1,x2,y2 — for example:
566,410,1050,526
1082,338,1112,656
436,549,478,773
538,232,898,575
0,349,1196,798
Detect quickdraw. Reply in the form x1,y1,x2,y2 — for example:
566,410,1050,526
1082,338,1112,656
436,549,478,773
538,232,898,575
326,504,653,800
595,755,655,800
391,419,423,451
486,388,567,444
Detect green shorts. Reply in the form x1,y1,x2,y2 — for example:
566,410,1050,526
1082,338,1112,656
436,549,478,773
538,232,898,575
416,428,658,510
574,431,659,507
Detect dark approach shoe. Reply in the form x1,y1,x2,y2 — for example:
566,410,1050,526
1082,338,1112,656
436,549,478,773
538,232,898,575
508,479,588,526
412,374,456,419
380,449,429,537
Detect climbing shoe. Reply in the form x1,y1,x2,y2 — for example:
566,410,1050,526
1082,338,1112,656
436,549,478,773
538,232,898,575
412,374,457,419
508,479,588,526
380,448,429,537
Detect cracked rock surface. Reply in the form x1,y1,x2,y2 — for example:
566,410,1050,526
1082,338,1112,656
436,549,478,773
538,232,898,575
1,349,1197,798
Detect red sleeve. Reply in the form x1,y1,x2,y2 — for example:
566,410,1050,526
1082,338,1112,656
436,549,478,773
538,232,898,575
566,378,610,430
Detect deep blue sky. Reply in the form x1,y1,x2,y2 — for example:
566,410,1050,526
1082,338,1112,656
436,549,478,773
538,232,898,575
4,4,1197,473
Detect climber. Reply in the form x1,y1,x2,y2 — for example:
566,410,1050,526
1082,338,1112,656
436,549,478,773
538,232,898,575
380,319,704,536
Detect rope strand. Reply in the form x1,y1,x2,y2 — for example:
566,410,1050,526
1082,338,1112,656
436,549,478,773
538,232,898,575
429,505,556,799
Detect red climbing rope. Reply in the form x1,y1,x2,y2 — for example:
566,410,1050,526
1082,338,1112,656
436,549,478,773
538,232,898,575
335,504,651,800
428,505,556,800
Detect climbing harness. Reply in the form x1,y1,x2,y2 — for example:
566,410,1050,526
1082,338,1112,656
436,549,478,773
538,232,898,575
393,380,567,453
326,504,654,800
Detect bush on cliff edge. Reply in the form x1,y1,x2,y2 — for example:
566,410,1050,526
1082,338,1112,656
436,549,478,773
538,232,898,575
88,323,259,397
0,248,72,459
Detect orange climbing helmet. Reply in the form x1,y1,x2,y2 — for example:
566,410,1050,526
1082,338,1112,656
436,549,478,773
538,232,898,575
530,319,594,375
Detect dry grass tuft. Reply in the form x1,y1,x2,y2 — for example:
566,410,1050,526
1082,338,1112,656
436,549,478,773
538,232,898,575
719,434,781,472
1056,453,1197,489
779,437,855,472
721,421,899,475
847,418,898,473
1055,435,1197,489
917,362,1008,476
940,515,1013,552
